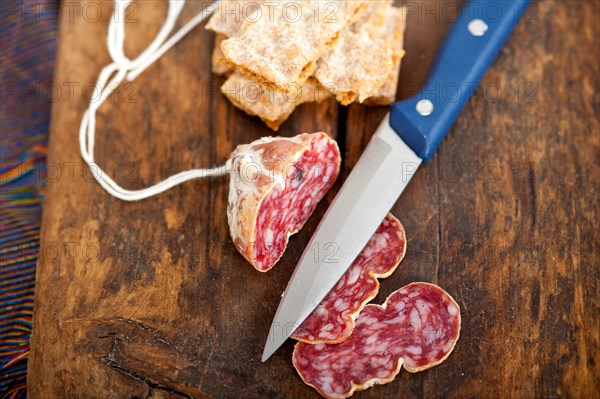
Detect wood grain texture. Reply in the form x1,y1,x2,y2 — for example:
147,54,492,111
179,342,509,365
28,1,599,398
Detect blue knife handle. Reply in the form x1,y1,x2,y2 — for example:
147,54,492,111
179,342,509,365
390,0,531,161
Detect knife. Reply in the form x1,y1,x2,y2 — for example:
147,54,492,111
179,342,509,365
262,0,531,361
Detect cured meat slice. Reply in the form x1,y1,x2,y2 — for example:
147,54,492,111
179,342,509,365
227,133,341,272
293,283,461,399
292,214,406,344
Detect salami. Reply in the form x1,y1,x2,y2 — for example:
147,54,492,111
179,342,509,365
227,133,341,272
292,214,406,344
293,283,461,399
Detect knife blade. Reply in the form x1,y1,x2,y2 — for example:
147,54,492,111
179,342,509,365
262,0,531,362
262,115,420,361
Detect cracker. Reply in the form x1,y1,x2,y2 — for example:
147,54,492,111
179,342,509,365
364,6,407,106
220,1,369,91
350,0,394,33
315,31,395,105
222,72,332,131
207,1,266,76
212,34,235,76
206,0,265,37
315,1,404,105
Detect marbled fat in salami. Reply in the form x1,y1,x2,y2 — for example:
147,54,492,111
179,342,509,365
227,133,341,272
292,214,406,344
293,283,461,399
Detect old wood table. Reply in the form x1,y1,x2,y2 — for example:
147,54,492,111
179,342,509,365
28,1,599,398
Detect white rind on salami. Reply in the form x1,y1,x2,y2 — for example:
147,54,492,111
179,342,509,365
291,214,406,344
227,133,341,272
293,282,461,399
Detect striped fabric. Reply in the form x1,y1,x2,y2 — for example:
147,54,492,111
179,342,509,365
1,0,58,397
0,148,46,398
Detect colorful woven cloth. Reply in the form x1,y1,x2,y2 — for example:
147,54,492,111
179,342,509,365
1,1,58,397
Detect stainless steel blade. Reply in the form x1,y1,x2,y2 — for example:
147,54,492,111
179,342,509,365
261,114,422,361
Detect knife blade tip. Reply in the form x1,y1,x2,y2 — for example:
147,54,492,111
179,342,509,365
261,342,277,362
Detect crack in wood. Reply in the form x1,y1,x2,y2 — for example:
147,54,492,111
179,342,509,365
102,358,193,399
115,318,179,348
100,333,194,399
527,165,537,230
77,317,200,398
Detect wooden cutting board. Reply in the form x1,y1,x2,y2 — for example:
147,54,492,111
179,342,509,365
28,1,599,398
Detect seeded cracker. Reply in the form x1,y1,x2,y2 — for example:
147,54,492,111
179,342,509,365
315,1,404,105
220,1,369,91
222,72,332,131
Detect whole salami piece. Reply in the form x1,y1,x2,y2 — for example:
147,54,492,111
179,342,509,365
292,214,406,344
293,283,461,399
227,133,341,272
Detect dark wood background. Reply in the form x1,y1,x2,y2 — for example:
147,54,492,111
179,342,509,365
28,1,599,398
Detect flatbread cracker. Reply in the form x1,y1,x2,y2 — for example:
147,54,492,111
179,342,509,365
364,6,407,105
220,1,369,91
207,1,266,77
212,34,234,76
222,72,332,131
207,0,266,76
206,0,265,37
350,0,394,32
315,1,403,105
315,32,395,105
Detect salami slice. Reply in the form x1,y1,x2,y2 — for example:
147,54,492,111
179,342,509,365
293,283,461,399
291,214,406,344
227,133,341,272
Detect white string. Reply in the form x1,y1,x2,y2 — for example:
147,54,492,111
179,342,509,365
79,0,226,201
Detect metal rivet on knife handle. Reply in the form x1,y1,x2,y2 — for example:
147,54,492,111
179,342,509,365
468,19,489,37
416,99,434,117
